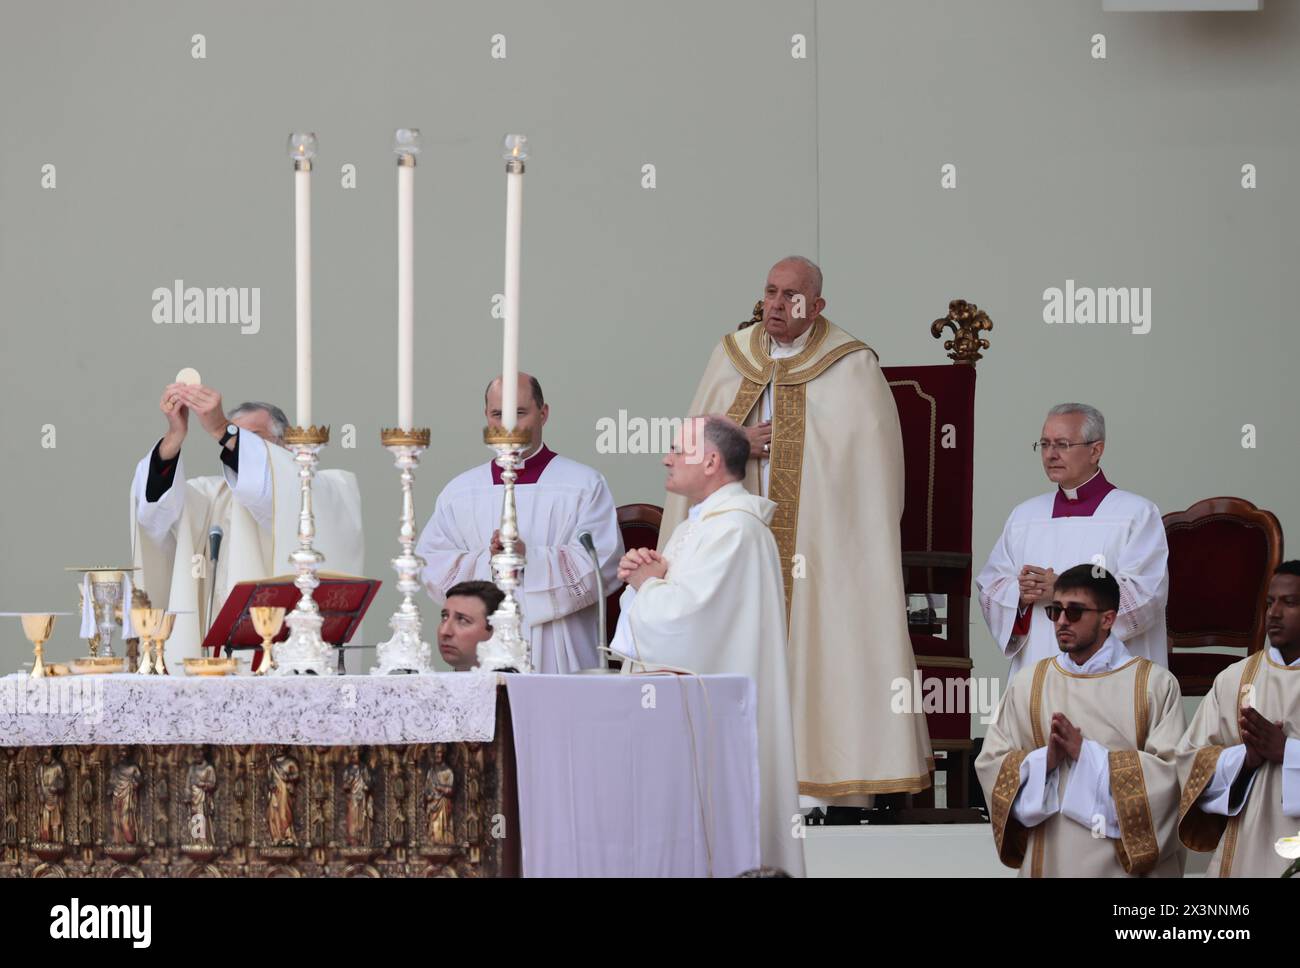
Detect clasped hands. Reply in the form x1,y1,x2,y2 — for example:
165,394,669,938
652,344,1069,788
618,547,667,590
1044,712,1083,772
1018,565,1057,609
489,530,526,557
1239,705,1287,771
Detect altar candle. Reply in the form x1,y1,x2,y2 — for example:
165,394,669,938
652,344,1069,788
395,129,421,431
288,132,318,428
501,135,528,431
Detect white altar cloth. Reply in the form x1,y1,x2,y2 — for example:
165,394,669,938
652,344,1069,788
0,671,500,746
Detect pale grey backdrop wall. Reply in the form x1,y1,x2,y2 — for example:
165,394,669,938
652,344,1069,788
1,1,1295,700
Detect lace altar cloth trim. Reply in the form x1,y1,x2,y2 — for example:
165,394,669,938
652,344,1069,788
0,671,499,746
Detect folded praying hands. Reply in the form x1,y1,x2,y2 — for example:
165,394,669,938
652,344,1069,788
1046,712,1083,772
619,547,668,589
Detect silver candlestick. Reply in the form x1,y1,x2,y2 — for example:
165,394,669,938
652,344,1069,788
274,424,335,675
372,427,433,675
478,425,533,674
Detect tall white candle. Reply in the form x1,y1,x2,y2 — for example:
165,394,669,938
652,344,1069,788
502,172,522,430
289,133,318,429
295,169,312,427
501,135,528,432
397,161,415,430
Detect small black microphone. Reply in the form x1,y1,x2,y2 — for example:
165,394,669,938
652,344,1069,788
576,531,616,673
207,525,224,648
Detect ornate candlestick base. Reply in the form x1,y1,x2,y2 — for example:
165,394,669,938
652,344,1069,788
373,428,434,675
274,425,335,676
478,426,533,674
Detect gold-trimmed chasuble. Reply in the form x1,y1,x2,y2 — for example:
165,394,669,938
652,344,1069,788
721,316,870,618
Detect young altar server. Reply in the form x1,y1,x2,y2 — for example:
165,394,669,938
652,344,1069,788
437,581,504,672
976,565,1186,877
130,383,363,666
976,403,1169,678
611,415,804,877
417,373,623,674
1176,561,1300,877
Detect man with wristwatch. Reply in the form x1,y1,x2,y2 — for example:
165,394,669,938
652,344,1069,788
128,381,364,670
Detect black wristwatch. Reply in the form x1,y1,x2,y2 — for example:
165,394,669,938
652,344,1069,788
219,424,239,448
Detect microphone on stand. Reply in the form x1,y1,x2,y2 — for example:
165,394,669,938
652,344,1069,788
207,525,223,652
576,530,618,674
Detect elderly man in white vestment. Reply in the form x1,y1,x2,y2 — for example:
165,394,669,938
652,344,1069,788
977,403,1169,680
611,415,804,876
130,383,364,666
660,256,931,813
1176,562,1300,877
977,566,1186,877
416,373,623,673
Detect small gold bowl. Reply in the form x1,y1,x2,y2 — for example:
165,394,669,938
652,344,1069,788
183,657,238,677
69,657,127,675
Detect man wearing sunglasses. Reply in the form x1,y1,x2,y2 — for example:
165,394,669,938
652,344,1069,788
1176,561,1300,876
976,402,1169,679
977,565,1186,877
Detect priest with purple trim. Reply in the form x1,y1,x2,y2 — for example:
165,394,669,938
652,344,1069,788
976,403,1169,679
416,373,624,673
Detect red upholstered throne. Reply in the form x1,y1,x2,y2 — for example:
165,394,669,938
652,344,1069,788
882,300,992,816
1163,497,1282,697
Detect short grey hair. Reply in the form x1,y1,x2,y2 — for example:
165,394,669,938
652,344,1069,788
700,415,749,480
1047,403,1105,443
775,255,823,297
229,401,289,442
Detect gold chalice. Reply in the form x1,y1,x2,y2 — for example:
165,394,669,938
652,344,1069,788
20,614,56,680
250,607,286,676
153,611,177,675
130,607,160,675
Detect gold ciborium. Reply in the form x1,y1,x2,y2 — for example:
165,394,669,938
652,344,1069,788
20,614,57,680
251,607,286,676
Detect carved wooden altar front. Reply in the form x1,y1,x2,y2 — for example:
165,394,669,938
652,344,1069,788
0,690,520,878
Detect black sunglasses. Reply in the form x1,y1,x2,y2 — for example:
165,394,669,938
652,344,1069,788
1045,604,1105,624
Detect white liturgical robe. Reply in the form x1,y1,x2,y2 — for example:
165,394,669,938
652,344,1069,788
416,445,623,674
129,433,364,668
610,482,804,877
976,469,1169,679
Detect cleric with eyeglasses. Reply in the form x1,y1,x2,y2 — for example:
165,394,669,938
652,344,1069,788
975,402,1170,678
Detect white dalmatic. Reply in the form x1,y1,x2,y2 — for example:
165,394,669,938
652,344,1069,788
610,482,804,877
129,434,364,668
416,447,623,674
977,475,1169,680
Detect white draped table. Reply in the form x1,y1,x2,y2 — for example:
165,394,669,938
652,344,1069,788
0,671,761,878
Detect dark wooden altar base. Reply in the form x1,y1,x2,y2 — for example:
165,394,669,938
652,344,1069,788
1,688,521,878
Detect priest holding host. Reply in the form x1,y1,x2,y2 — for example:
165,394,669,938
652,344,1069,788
611,415,803,876
416,373,624,674
660,256,933,809
977,565,1186,877
129,380,364,666
1176,561,1300,877
977,403,1169,679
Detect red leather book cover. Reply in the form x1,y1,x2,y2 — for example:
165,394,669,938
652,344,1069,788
202,573,381,654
